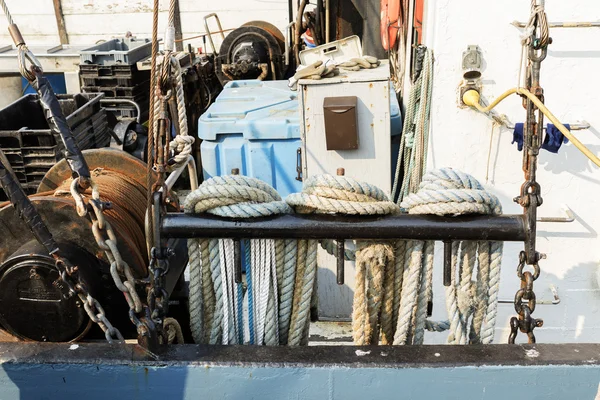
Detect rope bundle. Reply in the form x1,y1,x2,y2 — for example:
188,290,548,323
392,47,434,203
186,169,503,346
288,175,400,345
395,168,503,345
185,175,315,345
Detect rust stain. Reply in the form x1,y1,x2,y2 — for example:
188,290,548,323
369,83,373,88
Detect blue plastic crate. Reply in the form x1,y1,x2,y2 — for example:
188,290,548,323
198,80,403,198
198,80,302,197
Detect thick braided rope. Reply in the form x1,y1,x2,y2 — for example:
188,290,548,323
208,239,223,344
200,240,214,343
363,242,394,345
185,176,290,345
287,240,318,346
287,175,399,216
288,175,399,345
187,239,204,343
278,239,298,345
352,250,367,344
393,240,424,345
264,240,280,346
482,241,503,344
168,57,195,168
300,240,318,346
379,241,399,345
400,168,503,345
412,241,434,345
470,241,490,344
243,240,255,344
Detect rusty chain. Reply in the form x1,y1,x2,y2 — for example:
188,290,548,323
54,257,124,342
70,176,153,343
509,0,549,344
145,55,184,345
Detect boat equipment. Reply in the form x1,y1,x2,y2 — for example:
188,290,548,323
460,0,600,343
0,0,590,352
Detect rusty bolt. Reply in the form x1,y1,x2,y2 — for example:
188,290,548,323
337,168,345,176
231,168,240,175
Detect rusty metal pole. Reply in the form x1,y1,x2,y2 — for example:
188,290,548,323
52,0,69,45
173,0,183,51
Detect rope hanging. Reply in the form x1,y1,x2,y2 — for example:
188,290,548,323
392,47,434,204
184,175,316,345
399,168,503,345
292,170,503,346
288,175,400,345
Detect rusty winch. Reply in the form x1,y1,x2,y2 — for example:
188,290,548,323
0,149,187,342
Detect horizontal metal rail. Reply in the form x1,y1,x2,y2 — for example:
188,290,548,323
512,20,600,28
161,213,526,242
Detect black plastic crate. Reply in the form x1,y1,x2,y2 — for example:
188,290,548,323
101,98,149,122
79,38,151,66
81,81,149,99
79,63,138,77
0,93,111,200
80,71,149,88
0,93,104,137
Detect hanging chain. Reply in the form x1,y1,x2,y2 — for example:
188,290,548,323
509,0,550,344
70,177,157,344
146,56,177,345
54,256,125,342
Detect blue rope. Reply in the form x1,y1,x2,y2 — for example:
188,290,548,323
244,240,255,344
237,283,244,344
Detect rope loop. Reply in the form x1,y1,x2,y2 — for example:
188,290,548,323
17,45,43,82
185,175,291,217
401,168,502,215
287,174,400,215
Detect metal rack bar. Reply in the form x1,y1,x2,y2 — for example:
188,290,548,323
512,21,600,28
504,121,590,131
161,213,526,242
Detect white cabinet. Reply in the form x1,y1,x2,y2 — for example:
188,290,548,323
298,61,393,318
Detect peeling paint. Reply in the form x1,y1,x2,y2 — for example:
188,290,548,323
525,349,540,358
355,350,371,356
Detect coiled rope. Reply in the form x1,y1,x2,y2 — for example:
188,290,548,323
185,175,316,345
41,168,149,275
396,168,503,345
288,175,400,345
295,170,502,345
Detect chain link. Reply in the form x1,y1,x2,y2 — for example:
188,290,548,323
70,175,151,342
56,259,124,342
146,56,184,345
509,1,549,343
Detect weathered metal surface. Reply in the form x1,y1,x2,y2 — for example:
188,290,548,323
0,197,145,276
0,343,599,399
162,213,527,241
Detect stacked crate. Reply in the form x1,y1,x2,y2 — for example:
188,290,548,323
0,93,110,198
79,38,151,122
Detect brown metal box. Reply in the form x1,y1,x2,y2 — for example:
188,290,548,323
323,96,358,150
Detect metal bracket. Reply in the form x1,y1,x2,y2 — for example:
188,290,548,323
203,13,225,55
500,283,560,305
512,21,600,28
537,204,574,223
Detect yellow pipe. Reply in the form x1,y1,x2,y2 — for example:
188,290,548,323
462,88,600,167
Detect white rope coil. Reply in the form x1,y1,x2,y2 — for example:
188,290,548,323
186,175,314,345
288,174,399,345
394,168,503,345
